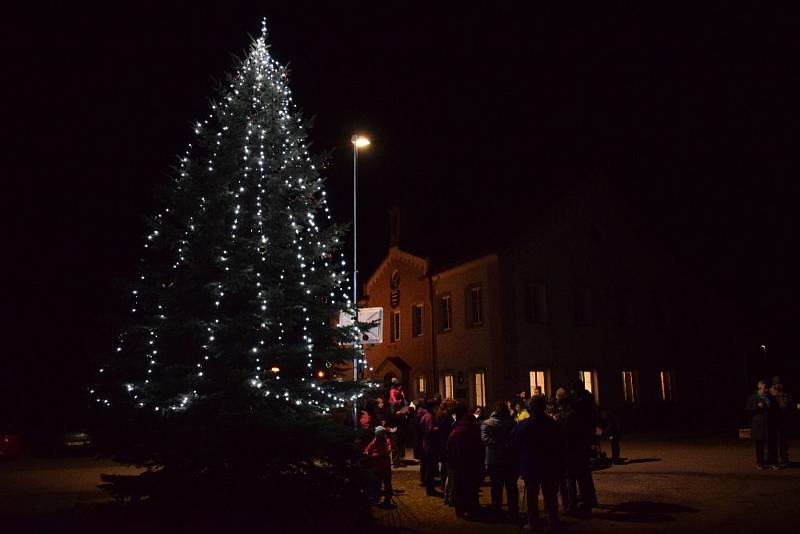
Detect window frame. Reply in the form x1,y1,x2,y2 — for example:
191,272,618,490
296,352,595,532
529,369,550,397
579,369,599,404
440,294,452,332
411,302,424,337
621,370,638,405
575,290,593,326
617,290,634,327
659,370,673,402
443,373,455,400
526,282,548,324
469,285,483,326
473,371,486,408
390,310,401,342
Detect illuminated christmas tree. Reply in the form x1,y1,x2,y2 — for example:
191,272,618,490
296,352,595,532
93,22,370,518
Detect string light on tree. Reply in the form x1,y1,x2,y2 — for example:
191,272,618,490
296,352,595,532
94,18,366,418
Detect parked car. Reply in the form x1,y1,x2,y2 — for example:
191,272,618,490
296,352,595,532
30,428,94,456
53,429,94,455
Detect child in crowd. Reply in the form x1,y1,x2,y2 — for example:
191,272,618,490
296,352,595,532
365,426,395,507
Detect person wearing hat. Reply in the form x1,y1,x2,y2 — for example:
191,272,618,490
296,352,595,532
365,426,395,507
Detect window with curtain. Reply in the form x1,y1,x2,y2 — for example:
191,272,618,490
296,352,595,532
444,374,454,399
474,372,486,407
622,370,636,404
529,370,548,396
660,370,673,401
579,370,595,395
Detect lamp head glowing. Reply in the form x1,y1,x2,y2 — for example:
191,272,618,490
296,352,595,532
351,135,370,148
270,366,280,373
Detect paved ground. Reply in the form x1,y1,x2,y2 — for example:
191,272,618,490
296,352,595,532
373,436,800,533
1,437,798,532
0,454,139,520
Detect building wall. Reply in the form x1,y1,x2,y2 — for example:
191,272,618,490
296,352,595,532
499,195,745,429
359,195,746,429
362,248,432,398
433,255,503,407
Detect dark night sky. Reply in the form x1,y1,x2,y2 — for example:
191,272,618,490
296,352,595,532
2,2,798,426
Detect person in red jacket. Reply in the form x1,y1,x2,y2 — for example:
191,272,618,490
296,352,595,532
365,426,395,508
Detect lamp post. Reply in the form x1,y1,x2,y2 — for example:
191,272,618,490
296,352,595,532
351,135,370,381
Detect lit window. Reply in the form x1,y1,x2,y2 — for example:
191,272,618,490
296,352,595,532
391,311,401,342
418,375,426,395
474,372,486,407
440,295,452,331
622,370,636,404
444,374,454,399
579,370,596,398
529,370,548,397
412,303,423,337
470,286,483,325
660,370,673,401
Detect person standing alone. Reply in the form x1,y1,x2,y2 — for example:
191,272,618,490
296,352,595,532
747,379,778,469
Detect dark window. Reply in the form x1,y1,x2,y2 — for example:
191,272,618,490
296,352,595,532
527,283,548,323
440,295,452,331
470,286,483,325
575,290,593,326
412,304,423,337
391,311,401,342
653,292,668,326
618,291,634,326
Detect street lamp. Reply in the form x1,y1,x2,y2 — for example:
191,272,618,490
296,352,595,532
351,135,370,381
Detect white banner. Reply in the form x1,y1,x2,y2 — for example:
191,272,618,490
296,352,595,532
338,307,383,344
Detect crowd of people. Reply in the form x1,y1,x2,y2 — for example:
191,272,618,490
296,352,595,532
746,376,794,470
357,375,798,529
359,378,621,529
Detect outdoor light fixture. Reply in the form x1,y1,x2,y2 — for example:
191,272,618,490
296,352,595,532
270,366,280,373
317,370,325,378
351,134,371,382
351,135,370,147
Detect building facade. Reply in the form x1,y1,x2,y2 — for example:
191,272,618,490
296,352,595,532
359,196,744,427
361,247,509,410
